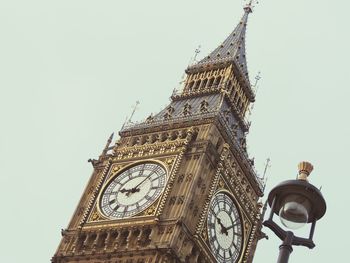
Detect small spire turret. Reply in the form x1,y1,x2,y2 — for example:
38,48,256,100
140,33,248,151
101,132,114,156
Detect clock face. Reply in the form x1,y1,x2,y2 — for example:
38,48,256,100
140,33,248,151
207,192,243,263
99,162,167,219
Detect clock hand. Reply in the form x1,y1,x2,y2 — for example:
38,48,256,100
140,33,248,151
120,173,153,197
220,226,229,236
210,208,225,228
217,217,222,225
216,216,229,236
225,225,234,231
224,219,239,231
132,171,156,190
120,169,149,196
126,187,140,196
120,187,141,197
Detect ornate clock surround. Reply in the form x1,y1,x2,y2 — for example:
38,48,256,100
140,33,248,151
98,161,168,219
87,156,180,224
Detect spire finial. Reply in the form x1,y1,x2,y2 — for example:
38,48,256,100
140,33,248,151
188,45,201,66
193,45,201,62
252,71,262,94
127,101,140,123
253,71,262,87
244,0,259,13
262,158,271,190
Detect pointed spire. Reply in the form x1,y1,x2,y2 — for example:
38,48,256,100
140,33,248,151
188,1,256,85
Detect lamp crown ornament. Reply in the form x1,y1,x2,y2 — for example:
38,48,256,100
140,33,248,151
297,161,314,181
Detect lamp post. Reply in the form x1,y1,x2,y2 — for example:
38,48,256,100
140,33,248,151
263,162,327,263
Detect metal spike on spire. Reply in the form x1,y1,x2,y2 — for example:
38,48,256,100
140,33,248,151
188,45,201,66
106,132,114,147
262,158,271,191
262,158,271,179
193,45,201,63
244,71,261,123
244,0,259,13
127,101,140,123
252,71,262,95
253,71,262,88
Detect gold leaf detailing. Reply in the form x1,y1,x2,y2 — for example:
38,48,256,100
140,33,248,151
201,228,208,241
165,157,175,166
111,165,121,175
218,178,225,189
146,206,156,215
91,211,104,222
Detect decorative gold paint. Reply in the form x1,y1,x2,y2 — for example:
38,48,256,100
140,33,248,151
298,161,313,181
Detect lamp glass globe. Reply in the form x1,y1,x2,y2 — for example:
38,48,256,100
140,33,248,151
279,195,310,230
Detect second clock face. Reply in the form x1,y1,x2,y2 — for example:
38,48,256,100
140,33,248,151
100,162,167,219
207,192,243,263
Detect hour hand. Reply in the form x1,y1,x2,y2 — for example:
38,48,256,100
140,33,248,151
120,188,132,195
120,187,140,196
221,226,229,236
120,188,132,196
217,218,228,236
130,187,140,194
120,188,129,194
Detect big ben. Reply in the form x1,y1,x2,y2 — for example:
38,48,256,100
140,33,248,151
52,1,264,262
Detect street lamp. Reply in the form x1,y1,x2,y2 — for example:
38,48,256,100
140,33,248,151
263,161,327,263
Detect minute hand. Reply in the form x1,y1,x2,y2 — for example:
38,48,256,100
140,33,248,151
225,219,239,231
225,225,234,231
133,171,156,190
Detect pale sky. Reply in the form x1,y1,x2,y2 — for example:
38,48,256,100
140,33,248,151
0,0,349,262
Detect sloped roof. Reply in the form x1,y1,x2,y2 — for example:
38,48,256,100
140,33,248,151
188,5,253,85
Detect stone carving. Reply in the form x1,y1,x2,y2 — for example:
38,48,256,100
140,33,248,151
145,114,154,123
182,103,192,116
164,106,175,120
200,100,209,113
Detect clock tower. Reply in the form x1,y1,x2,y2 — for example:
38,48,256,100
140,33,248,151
52,2,264,263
